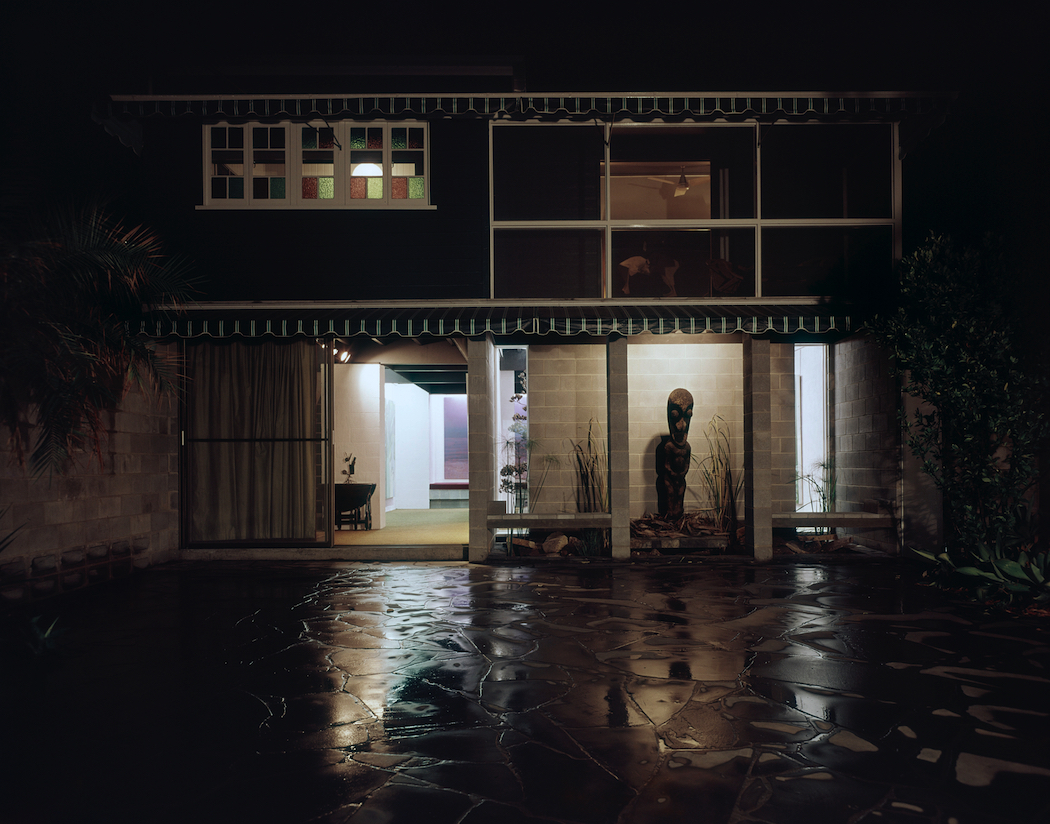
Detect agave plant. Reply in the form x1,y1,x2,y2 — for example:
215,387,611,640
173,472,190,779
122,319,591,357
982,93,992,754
0,200,195,476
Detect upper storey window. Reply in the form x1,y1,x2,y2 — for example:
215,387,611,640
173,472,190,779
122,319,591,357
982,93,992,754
204,121,430,209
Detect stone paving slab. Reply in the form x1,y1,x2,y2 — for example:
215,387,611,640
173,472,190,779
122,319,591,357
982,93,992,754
2,557,1049,823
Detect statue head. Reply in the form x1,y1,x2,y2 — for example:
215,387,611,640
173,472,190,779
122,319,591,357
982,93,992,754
667,388,694,445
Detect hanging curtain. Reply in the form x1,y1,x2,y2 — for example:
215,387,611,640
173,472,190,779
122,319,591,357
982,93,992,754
186,339,319,543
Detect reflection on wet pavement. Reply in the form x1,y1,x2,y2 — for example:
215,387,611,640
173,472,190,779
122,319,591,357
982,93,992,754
3,557,1049,823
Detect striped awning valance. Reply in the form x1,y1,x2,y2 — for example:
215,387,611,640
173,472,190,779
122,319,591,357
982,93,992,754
107,92,940,122
140,302,852,339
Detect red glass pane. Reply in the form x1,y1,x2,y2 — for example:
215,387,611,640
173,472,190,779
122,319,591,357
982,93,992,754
391,177,407,199
367,128,383,150
350,177,367,199
409,128,424,149
302,177,318,199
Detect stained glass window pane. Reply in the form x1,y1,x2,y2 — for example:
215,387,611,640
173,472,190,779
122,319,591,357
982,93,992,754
229,177,244,199
392,128,407,149
367,128,382,149
350,128,366,149
302,127,317,150
392,177,407,199
409,128,424,149
408,178,425,199
350,177,367,199
302,177,318,199
318,178,334,199
367,178,383,198
271,178,285,199
318,128,334,149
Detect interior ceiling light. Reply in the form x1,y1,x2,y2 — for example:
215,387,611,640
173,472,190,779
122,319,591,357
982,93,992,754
674,167,689,197
351,163,383,177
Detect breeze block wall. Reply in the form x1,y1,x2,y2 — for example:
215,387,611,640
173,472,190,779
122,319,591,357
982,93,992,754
771,342,797,518
0,389,179,605
526,342,608,514
833,331,900,551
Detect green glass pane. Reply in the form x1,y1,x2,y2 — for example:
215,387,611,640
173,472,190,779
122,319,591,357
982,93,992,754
350,128,366,149
271,178,285,199
229,177,244,199
392,128,406,149
367,177,383,199
319,177,334,199
408,178,425,199
302,127,317,150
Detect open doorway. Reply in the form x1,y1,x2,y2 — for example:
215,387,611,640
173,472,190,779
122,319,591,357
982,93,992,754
794,343,832,518
330,338,468,547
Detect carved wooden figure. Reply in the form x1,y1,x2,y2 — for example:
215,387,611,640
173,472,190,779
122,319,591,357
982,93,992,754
656,388,694,520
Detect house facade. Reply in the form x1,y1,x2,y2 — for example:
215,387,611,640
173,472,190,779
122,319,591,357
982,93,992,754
2,79,951,593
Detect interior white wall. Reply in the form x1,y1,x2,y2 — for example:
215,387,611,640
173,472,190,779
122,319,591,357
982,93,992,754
333,363,385,530
385,381,432,510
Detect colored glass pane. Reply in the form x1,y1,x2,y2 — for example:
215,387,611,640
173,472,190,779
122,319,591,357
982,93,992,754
392,177,407,199
408,178,425,199
392,128,407,149
409,128,424,149
270,178,285,199
367,128,382,149
319,177,334,199
302,177,318,199
367,178,383,198
302,127,317,150
319,128,334,149
350,128,365,149
229,177,244,198
350,177,366,199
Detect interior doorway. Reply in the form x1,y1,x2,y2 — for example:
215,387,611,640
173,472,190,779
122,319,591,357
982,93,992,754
329,338,469,547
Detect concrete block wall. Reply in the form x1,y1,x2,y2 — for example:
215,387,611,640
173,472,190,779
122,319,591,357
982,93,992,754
627,337,743,519
771,343,797,516
833,331,900,550
0,388,179,605
526,343,608,514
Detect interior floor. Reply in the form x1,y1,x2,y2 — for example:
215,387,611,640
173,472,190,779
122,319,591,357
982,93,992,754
333,508,468,545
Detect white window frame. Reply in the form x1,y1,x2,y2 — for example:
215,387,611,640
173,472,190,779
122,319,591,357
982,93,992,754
200,120,433,210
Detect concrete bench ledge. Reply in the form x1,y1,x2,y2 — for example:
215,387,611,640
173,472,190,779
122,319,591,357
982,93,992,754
487,513,613,530
772,512,894,529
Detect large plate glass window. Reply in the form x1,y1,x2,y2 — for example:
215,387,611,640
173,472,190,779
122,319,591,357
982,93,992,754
611,229,756,298
605,126,756,220
761,124,891,218
761,226,893,297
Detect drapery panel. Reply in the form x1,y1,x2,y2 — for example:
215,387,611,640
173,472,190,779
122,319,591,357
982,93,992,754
185,340,320,543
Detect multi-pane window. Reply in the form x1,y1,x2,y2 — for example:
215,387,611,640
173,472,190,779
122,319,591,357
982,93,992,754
490,122,895,300
204,121,429,209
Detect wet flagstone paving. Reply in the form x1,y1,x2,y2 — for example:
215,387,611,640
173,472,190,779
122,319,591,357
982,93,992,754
2,556,1049,823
